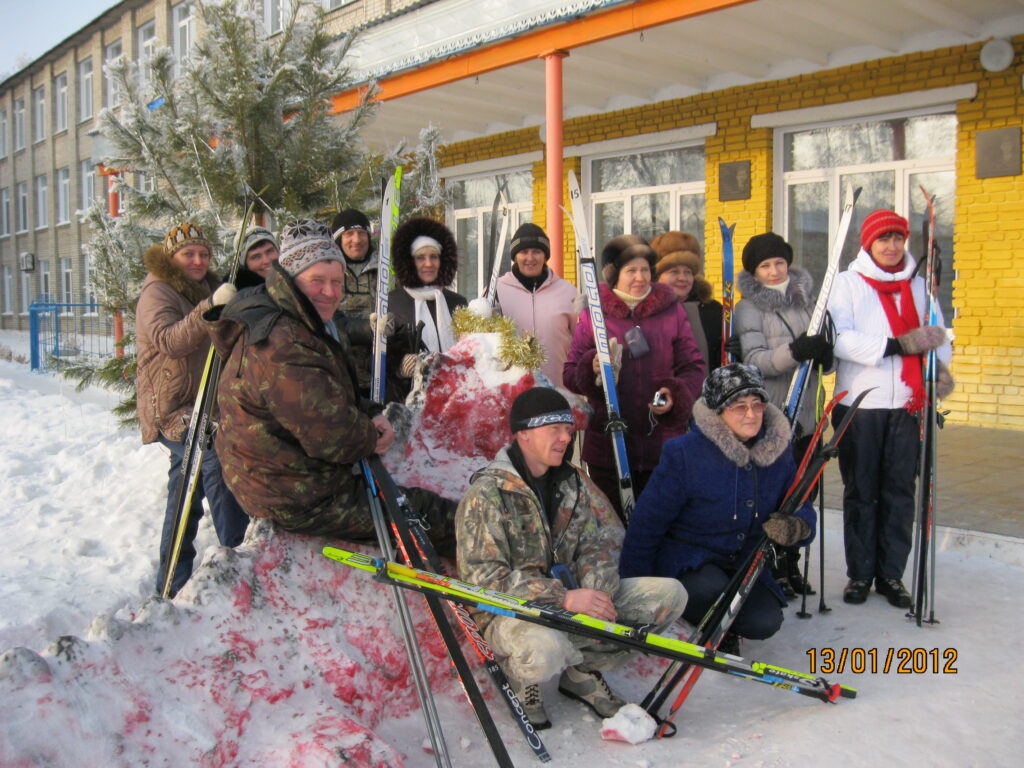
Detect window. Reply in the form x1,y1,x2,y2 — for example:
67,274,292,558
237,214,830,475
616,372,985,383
56,167,71,223
0,108,7,156
778,111,956,320
448,170,534,298
2,265,12,315
79,158,97,208
325,0,356,9
173,3,197,76
84,253,97,306
38,259,51,302
33,86,46,142
78,58,93,121
20,269,32,312
13,98,25,151
53,72,68,132
16,182,28,232
105,40,123,108
265,0,293,35
0,189,9,236
35,175,48,228
137,171,154,194
587,144,707,258
138,20,157,90
61,258,73,305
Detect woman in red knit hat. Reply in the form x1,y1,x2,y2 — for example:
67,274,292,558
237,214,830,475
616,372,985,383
826,209,954,608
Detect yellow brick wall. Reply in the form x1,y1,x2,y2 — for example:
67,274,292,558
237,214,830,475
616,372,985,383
439,35,1024,430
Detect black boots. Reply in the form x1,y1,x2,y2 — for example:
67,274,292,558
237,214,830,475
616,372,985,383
843,578,871,604
875,578,912,608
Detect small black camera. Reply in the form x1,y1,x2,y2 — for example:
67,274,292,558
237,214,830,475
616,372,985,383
651,392,667,407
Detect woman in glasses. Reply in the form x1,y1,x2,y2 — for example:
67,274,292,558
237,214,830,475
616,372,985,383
619,363,816,653
732,232,833,597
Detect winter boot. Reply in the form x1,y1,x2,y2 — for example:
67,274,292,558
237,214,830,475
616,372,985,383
512,680,551,730
843,578,871,604
557,666,625,718
875,577,912,608
772,551,797,600
786,549,815,596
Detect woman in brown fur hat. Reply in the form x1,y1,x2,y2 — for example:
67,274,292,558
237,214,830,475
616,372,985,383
135,221,249,597
650,230,723,373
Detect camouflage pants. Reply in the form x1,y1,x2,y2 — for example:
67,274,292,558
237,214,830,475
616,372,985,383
485,576,687,685
277,471,458,558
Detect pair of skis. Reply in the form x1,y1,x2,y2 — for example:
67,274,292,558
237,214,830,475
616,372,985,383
640,387,869,735
566,171,636,522
159,194,259,599
365,170,550,765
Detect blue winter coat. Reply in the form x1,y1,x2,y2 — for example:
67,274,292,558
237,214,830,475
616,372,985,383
619,400,816,603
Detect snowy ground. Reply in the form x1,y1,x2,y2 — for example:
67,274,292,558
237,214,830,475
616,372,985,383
0,331,1021,766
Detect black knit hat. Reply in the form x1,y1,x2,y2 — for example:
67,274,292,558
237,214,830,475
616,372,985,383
510,223,550,261
601,236,655,286
741,232,792,275
330,209,374,260
701,362,769,413
510,387,574,433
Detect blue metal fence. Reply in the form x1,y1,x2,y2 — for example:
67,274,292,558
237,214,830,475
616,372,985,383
29,301,125,373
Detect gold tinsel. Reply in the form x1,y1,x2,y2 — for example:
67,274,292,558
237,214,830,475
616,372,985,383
451,306,547,372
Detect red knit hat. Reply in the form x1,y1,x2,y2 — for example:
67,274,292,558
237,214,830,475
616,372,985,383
860,209,909,252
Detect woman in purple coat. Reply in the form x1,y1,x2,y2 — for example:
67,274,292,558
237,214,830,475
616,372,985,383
563,238,705,523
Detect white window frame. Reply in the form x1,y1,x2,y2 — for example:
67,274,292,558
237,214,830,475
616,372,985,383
79,158,96,210
84,252,98,311
32,86,46,143
60,257,74,309
13,98,25,151
21,269,32,313
2,265,13,315
324,0,356,9
78,58,94,122
38,258,51,302
56,167,71,224
53,72,68,133
0,108,7,157
265,0,294,35
105,40,123,109
137,20,158,90
173,3,197,76
16,182,28,232
35,175,48,229
0,188,9,236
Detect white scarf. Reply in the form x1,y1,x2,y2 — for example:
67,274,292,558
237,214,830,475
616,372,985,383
404,286,456,354
764,277,790,295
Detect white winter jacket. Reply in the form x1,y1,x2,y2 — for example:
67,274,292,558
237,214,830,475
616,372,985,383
828,249,952,410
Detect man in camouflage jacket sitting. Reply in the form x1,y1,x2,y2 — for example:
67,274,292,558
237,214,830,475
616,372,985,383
455,387,687,730
206,219,455,554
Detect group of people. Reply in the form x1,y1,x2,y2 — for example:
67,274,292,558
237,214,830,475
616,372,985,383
133,201,952,730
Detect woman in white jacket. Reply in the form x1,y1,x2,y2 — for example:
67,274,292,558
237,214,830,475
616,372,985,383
827,209,953,608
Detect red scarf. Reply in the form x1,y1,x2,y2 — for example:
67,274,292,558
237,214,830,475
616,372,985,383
859,273,925,412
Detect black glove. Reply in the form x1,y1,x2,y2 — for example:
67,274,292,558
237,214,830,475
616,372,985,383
789,332,831,362
762,513,811,548
724,334,743,359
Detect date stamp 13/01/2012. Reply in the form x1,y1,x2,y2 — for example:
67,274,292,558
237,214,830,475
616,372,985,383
805,647,958,675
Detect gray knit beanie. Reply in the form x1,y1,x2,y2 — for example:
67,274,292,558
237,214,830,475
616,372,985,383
278,219,344,277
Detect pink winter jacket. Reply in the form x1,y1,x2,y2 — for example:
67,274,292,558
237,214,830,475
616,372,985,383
495,270,578,387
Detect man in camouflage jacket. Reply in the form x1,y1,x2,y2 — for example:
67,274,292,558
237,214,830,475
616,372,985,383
207,219,455,553
456,387,687,729
330,208,379,396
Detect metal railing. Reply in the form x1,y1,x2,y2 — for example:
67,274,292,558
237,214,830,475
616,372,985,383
28,300,126,372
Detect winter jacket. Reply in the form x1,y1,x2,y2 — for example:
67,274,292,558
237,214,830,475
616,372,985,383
563,282,705,472
495,269,578,387
734,267,822,436
828,250,952,410
456,446,622,632
335,253,380,392
680,276,724,374
135,245,221,444
385,286,468,402
205,262,381,529
619,400,816,603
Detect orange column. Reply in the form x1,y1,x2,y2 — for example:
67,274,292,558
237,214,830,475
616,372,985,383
107,173,120,218
544,50,568,277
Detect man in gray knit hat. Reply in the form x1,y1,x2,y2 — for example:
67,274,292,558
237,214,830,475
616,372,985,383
205,219,457,553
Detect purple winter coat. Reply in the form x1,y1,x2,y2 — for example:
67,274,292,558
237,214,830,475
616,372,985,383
563,282,706,472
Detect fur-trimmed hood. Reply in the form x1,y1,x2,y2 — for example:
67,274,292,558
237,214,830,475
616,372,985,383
737,266,814,313
691,398,791,467
391,216,459,288
686,275,714,304
599,281,678,320
143,244,217,305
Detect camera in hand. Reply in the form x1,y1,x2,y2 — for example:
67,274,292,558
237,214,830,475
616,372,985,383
651,391,667,407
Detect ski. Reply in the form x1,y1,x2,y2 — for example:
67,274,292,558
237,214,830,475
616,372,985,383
371,167,402,404
783,182,862,425
566,171,636,522
367,457,549,764
911,186,941,627
720,217,736,366
323,546,857,704
484,188,511,303
159,194,259,599
643,388,865,733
